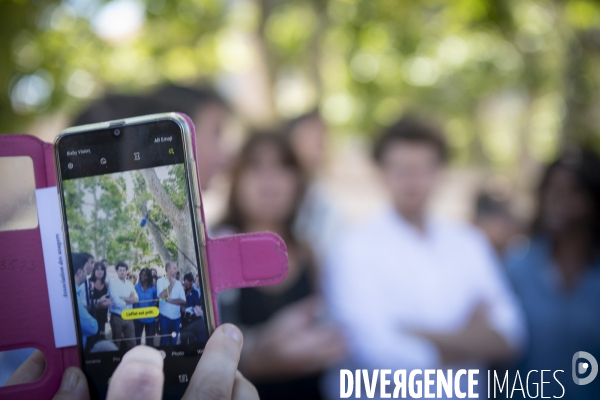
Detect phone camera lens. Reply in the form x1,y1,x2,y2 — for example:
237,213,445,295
114,128,121,137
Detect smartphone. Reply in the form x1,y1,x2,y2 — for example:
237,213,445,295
54,113,215,399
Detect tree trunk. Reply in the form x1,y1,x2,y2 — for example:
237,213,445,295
139,200,171,268
140,169,183,226
140,169,196,275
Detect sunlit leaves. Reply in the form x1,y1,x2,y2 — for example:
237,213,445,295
2,0,600,162
565,0,600,29
265,3,317,60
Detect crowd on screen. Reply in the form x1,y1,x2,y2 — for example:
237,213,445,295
71,253,207,353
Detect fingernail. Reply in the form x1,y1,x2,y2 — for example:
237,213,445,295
121,346,163,368
223,324,241,344
59,367,80,392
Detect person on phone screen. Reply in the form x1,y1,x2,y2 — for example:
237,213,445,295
180,272,207,344
72,255,99,350
108,261,137,351
90,262,113,341
322,116,526,398
157,261,186,346
133,267,158,346
99,258,111,285
74,252,94,313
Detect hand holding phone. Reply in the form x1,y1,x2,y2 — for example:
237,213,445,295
10,325,257,400
240,296,347,379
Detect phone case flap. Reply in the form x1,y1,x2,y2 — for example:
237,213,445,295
206,232,288,324
0,134,74,399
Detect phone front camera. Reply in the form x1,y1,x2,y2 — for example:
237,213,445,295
113,128,121,137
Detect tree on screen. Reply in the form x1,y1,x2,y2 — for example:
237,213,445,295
64,174,155,269
139,165,197,277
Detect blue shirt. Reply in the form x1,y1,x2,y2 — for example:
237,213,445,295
506,237,600,399
185,288,200,309
134,283,158,324
76,286,98,348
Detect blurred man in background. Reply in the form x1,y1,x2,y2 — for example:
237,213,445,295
150,85,230,190
506,149,600,399
73,85,230,191
323,116,526,398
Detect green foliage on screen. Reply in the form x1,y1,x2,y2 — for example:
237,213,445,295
63,165,190,273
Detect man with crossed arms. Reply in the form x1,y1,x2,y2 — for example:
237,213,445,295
108,261,137,351
157,261,186,346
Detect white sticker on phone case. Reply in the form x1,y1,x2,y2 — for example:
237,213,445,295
35,186,77,348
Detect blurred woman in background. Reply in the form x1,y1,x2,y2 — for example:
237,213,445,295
506,149,600,399
217,133,346,400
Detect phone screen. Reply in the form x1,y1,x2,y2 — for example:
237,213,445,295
56,118,209,399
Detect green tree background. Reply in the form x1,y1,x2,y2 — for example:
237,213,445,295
1,0,600,174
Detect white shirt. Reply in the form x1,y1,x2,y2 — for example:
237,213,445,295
157,277,185,320
322,208,526,398
108,278,135,315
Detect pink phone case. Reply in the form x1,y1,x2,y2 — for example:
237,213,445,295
0,115,288,399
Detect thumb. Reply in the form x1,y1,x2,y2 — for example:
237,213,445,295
53,367,90,400
182,324,243,400
107,346,164,400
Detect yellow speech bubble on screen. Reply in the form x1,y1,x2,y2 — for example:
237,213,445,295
122,306,159,320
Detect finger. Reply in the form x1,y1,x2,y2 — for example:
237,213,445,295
289,296,320,315
232,372,259,400
316,335,348,365
292,330,347,371
275,299,320,329
107,346,164,400
5,350,46,386
52,367,90,400
472,301,490,316
183,324,243,400
293,327,343,350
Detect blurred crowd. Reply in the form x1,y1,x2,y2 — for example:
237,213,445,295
60,85,600,400
2,83,600,400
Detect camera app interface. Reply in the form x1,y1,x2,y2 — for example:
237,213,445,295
58,121,207,396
